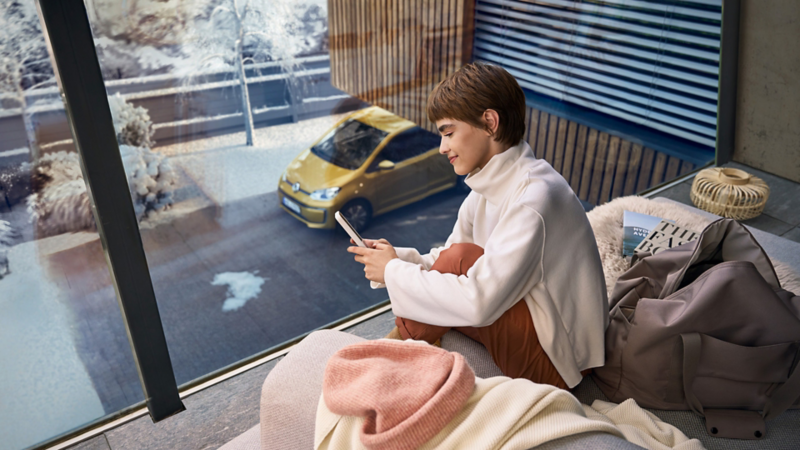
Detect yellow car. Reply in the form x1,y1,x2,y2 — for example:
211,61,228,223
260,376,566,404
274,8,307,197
278,106,464,231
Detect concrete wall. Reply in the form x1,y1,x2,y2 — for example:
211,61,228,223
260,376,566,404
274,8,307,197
733,0,800,183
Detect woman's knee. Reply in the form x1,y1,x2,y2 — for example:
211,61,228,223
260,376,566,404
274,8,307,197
395,316,449,344
433,243,484,275
447,242,484,258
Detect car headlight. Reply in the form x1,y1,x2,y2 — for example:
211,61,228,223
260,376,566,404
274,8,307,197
281,171,288,182
310,187,340,200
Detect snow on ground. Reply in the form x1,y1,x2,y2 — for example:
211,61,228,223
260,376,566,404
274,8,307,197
157,113,348,206
212,271,267,312
0,240,105,450
0,147,29,159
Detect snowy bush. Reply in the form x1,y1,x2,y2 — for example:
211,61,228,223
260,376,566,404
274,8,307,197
119,144,177,219
0,158,33,208
108,93,155,147
26,151,95,236
26,147,177,237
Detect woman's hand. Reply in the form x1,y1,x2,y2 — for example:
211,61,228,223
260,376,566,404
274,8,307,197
348,238,398,284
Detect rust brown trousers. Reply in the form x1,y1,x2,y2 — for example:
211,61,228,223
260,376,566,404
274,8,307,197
394,243,576,389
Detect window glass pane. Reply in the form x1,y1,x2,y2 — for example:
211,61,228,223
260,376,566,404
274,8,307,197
0,2,141,449
311,119,389,169
380,128,441,163
82,0,468,395
378,131,416,163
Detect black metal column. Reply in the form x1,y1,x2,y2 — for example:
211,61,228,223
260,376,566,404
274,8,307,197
35,0,185,422
716,0,741,165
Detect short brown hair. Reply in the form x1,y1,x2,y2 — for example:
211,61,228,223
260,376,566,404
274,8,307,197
427,62,526,147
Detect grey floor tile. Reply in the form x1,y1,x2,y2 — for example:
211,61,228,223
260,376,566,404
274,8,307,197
104,358,280,450
740,214,794,236
74,312,395,450
727,162,800,226
344,310,395,339
66,435,111,450
782,226,800,244
652,180,693,206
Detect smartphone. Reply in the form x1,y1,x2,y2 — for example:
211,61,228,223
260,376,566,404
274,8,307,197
335,211,367,248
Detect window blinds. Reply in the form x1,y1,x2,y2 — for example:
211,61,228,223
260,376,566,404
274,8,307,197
474,0,722,148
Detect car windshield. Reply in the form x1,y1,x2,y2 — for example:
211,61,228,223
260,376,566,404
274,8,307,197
310,119,389,170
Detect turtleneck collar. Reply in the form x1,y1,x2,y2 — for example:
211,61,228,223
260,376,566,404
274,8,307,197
464,140,534,205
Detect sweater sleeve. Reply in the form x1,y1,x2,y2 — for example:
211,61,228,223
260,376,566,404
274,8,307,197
397,192,477,268
370,193,477,289
384,201,545,327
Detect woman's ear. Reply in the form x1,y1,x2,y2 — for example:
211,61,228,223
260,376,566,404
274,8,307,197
482,109,500,137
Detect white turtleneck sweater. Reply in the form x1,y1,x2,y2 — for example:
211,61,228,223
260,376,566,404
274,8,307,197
377,140,608,388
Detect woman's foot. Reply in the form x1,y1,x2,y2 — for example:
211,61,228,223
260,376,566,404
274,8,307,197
384,326,441,347
384,326,403,340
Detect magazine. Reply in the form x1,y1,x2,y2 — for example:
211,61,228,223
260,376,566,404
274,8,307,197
622,211,667,256
634,220,700,255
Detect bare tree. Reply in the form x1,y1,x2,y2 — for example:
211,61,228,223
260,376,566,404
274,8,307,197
185,0,308,146
0,0,56,160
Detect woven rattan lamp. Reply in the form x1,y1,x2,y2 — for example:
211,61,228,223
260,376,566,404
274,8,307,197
690,167,770,220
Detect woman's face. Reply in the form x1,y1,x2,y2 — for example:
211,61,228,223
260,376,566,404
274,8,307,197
435,117,494,176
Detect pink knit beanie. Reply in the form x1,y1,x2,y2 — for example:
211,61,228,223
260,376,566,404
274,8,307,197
322,340,475,450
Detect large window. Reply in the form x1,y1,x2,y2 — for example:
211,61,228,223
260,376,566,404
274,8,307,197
1,0,743,447
1,2,469,448
81,0,466,409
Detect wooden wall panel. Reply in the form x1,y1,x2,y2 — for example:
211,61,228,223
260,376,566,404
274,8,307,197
623,144,643,196
552,118,568,173
570,124,588,193
328,0,701,204
561,121,579,183
588,132,610,205
611,141,631,199
577,129,596,200
329,0,473,134
544,116,558,165
599,136,621,205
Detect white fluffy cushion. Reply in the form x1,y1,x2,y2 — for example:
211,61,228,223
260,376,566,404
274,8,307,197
586,196,800,298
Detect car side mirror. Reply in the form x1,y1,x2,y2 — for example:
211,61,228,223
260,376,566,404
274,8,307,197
378,160,395,170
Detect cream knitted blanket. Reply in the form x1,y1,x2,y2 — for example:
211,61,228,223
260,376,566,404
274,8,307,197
315,340,704,450
315,377,704,450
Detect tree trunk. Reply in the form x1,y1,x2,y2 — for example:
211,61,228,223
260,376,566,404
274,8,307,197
235,21,254,146
17,81,40,161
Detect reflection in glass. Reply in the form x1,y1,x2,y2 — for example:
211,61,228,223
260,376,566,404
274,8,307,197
84,0,466,398
0,2,141,449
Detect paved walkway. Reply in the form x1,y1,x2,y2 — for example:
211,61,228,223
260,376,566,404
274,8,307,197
0,239,104,450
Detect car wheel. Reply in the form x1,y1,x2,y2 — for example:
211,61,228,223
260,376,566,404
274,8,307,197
340,199,372,233
455,175,470,193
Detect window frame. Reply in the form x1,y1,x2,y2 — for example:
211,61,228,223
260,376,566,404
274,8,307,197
36,0,185,425
25,0,743,447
